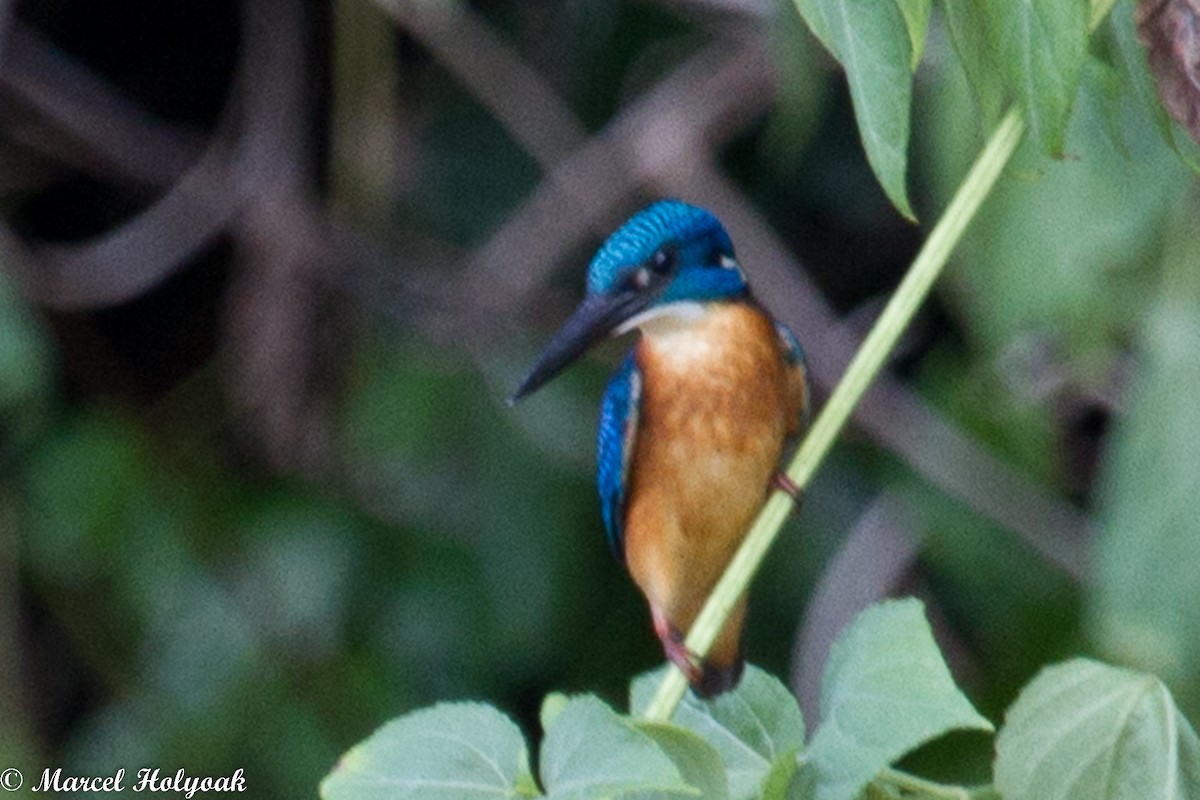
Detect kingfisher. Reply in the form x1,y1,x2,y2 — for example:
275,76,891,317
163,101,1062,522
510,200,809,696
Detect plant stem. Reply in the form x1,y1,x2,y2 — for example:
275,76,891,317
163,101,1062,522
641,107,1027,722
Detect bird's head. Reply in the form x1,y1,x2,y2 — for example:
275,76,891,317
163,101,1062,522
510,200,747,403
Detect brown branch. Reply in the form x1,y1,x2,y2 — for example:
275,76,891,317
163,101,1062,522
0,16,414,327
12,146,236,309
0,22,238,309
0,23,205,187
458,38,773,329
221,0,333,474
371,0,772,332
377,0,589,171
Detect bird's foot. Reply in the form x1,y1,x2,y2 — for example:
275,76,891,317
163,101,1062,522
772,471,804,512
652,609,703,686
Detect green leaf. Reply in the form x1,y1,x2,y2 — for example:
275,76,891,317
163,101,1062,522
937,0,1005,127
1092,298,1200,695
793,0,832,53
895,0,931,70
929,47,1187,369
995,659,1200,800
759,752,801,800
541,693,569,732
792,0,916,219
1080,56,1129,157
633,721,731,800
1108,0,1176,148
804,599,993,800
631,665,805,800
1115,10,1200,175
982,0,1088,156
24,412,160,584
540,695,695,799
319,702,538,800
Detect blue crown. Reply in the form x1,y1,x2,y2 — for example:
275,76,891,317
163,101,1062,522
585,200,736,295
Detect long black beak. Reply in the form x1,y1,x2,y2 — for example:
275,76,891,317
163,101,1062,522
509,290,648,404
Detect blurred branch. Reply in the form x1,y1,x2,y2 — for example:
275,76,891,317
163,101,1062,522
373,0,772,332
0,0,344,471
11,145,236,309
0,23,205,187
0,9,435,361
0,20,238,309
222,0,332,473
460,37,773,328
0,21,420,324
377,0,589,171
791,492,920,729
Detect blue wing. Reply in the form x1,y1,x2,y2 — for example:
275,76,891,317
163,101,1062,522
775,321,811,432
596,352,641,563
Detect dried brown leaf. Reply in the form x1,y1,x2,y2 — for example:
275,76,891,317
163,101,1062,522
1136,0,1200,144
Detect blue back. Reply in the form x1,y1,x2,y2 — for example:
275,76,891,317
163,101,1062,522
596,352,640,561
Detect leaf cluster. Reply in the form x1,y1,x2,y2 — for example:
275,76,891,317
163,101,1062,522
791,0,1199,220
322,599,1200,800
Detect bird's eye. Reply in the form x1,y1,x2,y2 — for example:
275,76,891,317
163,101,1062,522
632,268,651,289
649,246,677,275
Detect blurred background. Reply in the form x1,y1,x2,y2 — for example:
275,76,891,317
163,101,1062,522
1,0,1197,796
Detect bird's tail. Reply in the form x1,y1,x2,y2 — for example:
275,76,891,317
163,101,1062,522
692,656,744,698
688,599,746,698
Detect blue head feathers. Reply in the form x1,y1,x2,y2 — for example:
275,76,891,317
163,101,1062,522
585,200,746,302
510,200,748,403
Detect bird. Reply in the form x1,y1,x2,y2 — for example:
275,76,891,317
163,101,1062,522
510,200,809,697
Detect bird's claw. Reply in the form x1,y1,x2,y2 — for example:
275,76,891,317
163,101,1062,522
772,471,804,514
653,610,704,685
663,635,705,685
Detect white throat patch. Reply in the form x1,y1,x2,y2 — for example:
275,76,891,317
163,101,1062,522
615,301,707,336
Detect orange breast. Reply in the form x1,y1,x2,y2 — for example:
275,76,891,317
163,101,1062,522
622,302,795,646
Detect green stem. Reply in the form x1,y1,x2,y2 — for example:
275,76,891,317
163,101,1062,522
641,107,1027,722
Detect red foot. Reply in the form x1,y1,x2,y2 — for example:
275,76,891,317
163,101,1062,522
772,471,804,513
652,608,703,686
